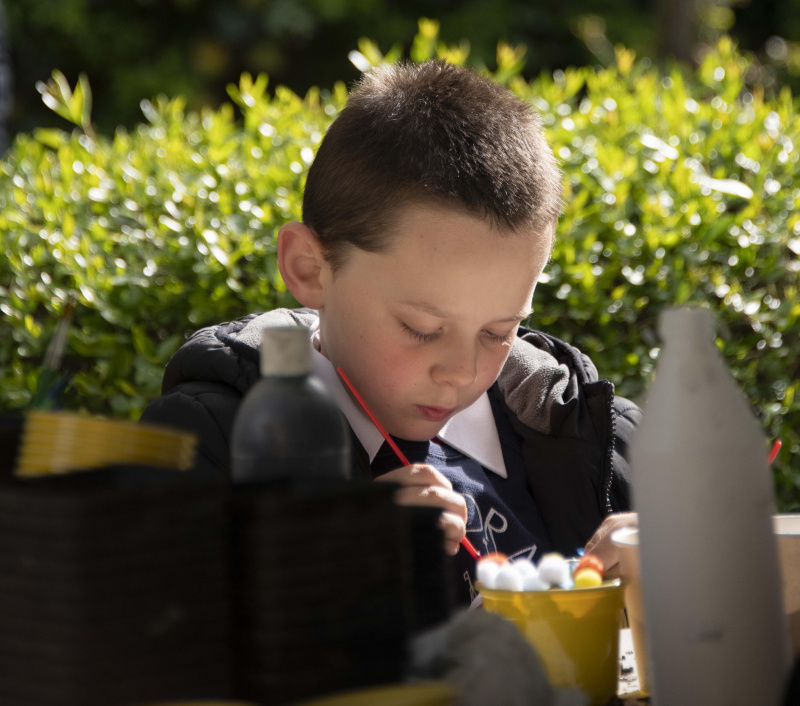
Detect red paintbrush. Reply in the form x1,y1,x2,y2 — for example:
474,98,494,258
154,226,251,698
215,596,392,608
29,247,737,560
768,439,782,466
337,366,481,561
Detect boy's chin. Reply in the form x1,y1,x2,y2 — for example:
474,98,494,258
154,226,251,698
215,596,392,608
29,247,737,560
388,420,446,443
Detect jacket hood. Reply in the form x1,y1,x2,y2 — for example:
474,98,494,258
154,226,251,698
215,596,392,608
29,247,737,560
161,308,602,436
499,327,601,435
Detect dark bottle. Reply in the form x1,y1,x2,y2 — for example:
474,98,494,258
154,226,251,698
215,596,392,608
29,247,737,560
230,325,351,485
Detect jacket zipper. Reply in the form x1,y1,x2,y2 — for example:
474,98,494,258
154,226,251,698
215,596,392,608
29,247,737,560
601,380,616,515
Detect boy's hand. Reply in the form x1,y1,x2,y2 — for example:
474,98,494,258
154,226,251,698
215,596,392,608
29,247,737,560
583,512,638,576
375,464,468,556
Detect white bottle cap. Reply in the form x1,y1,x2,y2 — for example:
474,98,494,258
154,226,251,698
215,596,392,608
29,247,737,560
259,326,312,377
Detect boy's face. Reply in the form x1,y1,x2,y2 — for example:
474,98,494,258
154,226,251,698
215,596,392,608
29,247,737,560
317,203,551,441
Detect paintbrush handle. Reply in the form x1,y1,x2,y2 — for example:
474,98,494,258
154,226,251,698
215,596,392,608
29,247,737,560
337,367,480,559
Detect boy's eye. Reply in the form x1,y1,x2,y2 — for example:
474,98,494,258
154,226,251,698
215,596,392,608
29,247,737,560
401,322,441,343
483,329,516,345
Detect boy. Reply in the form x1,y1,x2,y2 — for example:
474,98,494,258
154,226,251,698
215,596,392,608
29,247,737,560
141,60,640,604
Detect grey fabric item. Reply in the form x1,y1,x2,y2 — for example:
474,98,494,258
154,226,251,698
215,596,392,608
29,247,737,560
497,338,574,434
409,608,588,706
495,328,601,436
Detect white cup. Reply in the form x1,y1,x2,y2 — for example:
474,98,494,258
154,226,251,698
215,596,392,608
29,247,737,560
612,515,800,694
774,514,800,658
611,526,649,697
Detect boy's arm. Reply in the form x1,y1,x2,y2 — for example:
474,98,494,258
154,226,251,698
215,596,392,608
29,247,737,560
584,394,643,572
608,395,643,512
139,381,239,479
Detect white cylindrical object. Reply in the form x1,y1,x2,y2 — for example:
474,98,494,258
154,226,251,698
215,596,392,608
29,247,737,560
774,514,800,659
259,325,312,377
630,307,790,705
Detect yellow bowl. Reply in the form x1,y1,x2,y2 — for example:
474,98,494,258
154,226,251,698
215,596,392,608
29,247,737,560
479,580,624,706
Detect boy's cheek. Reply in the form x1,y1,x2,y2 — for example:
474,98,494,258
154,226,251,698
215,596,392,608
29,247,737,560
377,354,424,391
371,350,428,399
341,334,412,383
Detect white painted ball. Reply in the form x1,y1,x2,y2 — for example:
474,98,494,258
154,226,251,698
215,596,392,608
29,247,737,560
476,560,502,589
511,559,537,578
537,552,570,587
494,562,524,591
521,570,549,591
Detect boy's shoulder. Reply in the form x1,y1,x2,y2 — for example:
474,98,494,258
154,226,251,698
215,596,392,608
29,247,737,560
497,326,604,434
159,308,319,396
497,326,641,478
140,308,320,475
514,326,600,382
498,323,641,451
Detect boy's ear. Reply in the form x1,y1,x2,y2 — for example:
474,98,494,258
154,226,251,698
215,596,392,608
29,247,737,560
277,221,328,309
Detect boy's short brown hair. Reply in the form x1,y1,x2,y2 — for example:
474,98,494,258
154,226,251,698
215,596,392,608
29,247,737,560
303,60,562,270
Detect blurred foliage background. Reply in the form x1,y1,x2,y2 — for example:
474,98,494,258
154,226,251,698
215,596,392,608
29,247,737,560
0,3,799,508
7,0,800,139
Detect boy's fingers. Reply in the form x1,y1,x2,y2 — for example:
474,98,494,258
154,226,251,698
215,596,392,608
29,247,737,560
374,463,453,492
373,463,468,555
439,510,467,556
584,511,638,572
390,483,467,521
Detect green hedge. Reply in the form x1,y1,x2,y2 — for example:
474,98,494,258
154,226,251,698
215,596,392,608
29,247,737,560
1,24,798,508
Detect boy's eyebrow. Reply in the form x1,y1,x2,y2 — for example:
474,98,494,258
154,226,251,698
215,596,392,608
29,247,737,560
401,300,533,322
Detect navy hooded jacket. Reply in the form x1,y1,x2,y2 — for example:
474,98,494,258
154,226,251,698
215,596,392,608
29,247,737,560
140,308,641,556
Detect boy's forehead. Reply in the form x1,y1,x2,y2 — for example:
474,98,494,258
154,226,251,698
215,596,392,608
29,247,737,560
400,297,534,323
336,202,547,306
328,201,552,287
381,203,554,270
382,200,549,246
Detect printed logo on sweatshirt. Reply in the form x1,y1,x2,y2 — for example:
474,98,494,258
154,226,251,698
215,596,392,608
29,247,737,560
464,494,538,560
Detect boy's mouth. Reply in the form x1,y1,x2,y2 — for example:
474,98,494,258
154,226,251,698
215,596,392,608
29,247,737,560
415,405,456,423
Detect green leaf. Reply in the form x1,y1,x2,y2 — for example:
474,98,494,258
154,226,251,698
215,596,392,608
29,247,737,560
411,18,440,62
33,128,67,149
70,79,85,125
77,73,93,131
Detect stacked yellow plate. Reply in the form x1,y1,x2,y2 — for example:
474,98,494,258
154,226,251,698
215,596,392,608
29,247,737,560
14,411,197,477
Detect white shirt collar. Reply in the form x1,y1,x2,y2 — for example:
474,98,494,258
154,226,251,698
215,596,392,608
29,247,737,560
309,323,507,478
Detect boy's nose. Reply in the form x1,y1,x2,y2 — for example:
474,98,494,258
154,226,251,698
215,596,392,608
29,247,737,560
431,345,478,389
